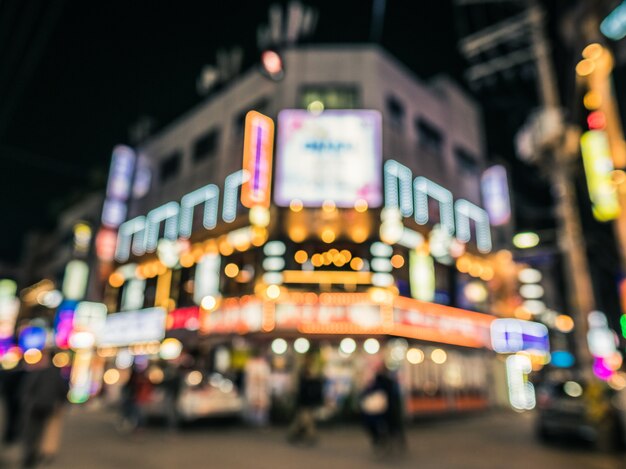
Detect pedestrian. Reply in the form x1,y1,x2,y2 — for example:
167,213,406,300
287,354,324,445
20,349,69,468
1,362,25,446
360,362,407,457
243,349,271,427
160,361,182,432
119,365,150,434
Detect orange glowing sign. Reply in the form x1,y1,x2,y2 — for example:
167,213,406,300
241,111,274,208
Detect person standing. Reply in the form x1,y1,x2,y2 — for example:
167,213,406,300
20,350,69,468
243,350,271,427
287,355,324,445
360,363,406,456
1,363,25,446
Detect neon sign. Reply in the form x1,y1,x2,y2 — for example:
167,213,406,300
580,130,619,222
241,111,274,209
383,160,492,252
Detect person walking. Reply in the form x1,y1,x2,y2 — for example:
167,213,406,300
20,350,69,468
360,363,406,457
287,355,324,445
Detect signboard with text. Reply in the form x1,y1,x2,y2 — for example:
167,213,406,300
274,110,382,207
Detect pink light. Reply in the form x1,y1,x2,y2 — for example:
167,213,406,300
593,356,614,381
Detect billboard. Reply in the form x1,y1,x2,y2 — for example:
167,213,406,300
274,110,382,208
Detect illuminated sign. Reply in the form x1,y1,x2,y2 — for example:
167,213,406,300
393,296,493,349
166,306,200,331
276,302,383,332
61,260,89,301
74,301,107,337
194,254,221,305
102,145,136,228
0,279,19,340
115,171,247,262
19,326,48,351
409,251,435,302
601,1,626,40
481,165,511,226
383,160,492,253
274,110,382,208
580,130,619,222
98,307,166,347
241,111,274,208
200,299,263,334
490,319,550,355
54,300,78,349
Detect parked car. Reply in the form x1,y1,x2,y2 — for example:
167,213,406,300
535,376,624,451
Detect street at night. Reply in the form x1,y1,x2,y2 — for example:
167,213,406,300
4,1,626,468
2,407,622,469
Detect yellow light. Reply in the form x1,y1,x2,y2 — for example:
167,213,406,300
103,368,120,385
354,199,368,212
480,266,494,281
293,250,307,264
350,257,364,271
201,295,217,310
24,348,42,365
148,367,164,384
156,262,168,276
406,348,424,365
582,43,604,60
322,200,336,212
613,170,626,186
155,269,172,309
468,263,484,278
390,254,405,269
580,131,620,221
266,284,281,299
555,315,575,333
350,226,368,243
431,348,447,364
307,100,324,113
576,58,595,77
52,352,70,368
583,90,602,110
323,251,333,265
288,226,307,242
514,306,532,320
289,199,303,212
321,229,336,243
513,232,539,249
456,256,471,273
108,272,124,288
249,206,270,227
180,252,195,268
218,239,234,256
340,250,352,262
311,254,323,267
225,263,239,278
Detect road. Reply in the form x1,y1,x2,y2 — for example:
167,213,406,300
1,405,624,469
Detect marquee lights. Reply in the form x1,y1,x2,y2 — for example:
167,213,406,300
116,171,250,262
383,159,492,253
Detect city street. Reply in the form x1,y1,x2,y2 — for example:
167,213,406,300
2,407,623,469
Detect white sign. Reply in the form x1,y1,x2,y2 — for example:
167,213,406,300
98,307,166,347
274,110,382,207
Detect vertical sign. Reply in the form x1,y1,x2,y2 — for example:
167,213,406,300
241,111,274,208
409,251,435,302
481,165,511,226
580,130,620,222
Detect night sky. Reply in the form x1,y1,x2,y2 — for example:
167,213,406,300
0,0,558,266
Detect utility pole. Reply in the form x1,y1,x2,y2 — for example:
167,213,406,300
457,0,596,375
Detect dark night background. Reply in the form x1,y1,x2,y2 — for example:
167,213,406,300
0,0,587,266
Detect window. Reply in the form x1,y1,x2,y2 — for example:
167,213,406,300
234,98,269,134
386,95,405,129
455,147,479,174
160,151,181,182
416,118,443,156
299,85,359,110
193,128,220,162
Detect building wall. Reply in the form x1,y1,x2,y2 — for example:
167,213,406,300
128,45,486,220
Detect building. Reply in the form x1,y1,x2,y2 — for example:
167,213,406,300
99,45,530,417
